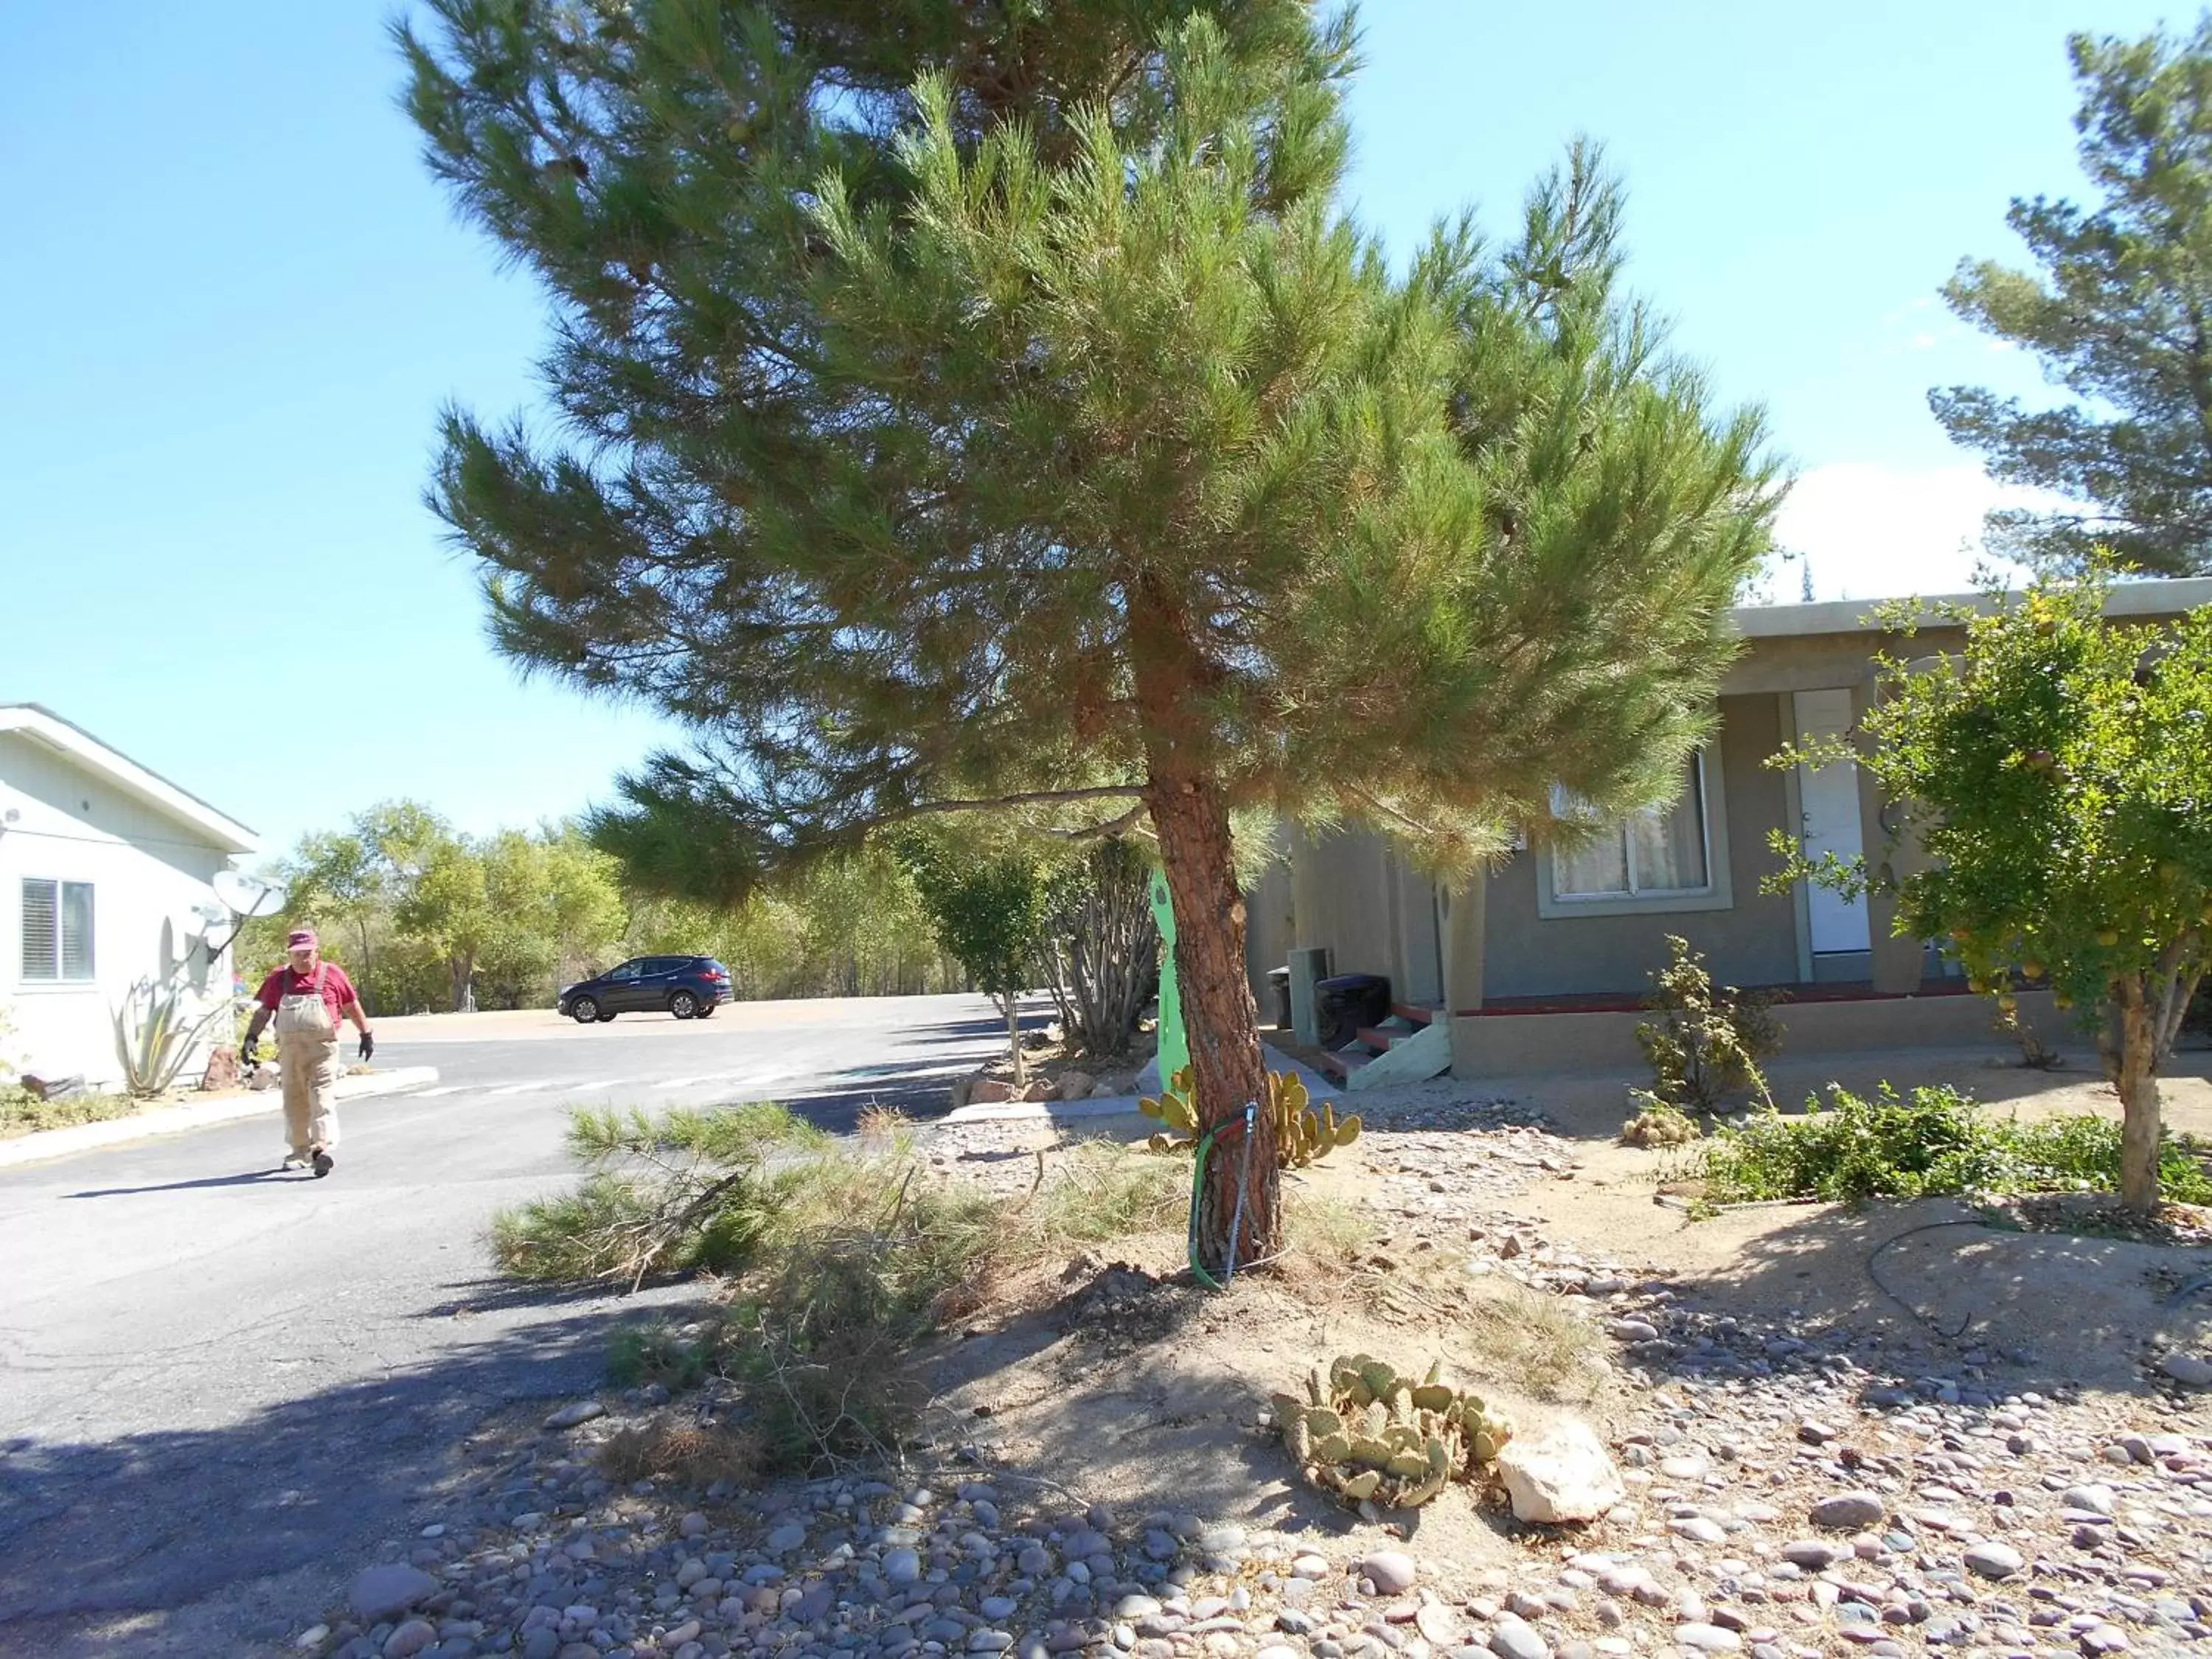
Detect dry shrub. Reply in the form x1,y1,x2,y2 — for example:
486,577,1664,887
598,1420,759,1488
1022,1138,1185,1254
1621,1099,1703,1149
1458,1274,1606,1403
855,1105,913,1148
1278,1185,1368,1273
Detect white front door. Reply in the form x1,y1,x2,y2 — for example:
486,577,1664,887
1792,689,1872,957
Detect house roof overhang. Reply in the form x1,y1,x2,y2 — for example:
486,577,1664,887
1715,577,2212,699
1728,576,2212,641
0,704,260,857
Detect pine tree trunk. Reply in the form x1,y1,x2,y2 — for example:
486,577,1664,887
1149,771,1275,1274
2115,979,2163,1216
1007,997,1026,1089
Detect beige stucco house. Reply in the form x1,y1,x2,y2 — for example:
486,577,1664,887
1246,579,2212,1080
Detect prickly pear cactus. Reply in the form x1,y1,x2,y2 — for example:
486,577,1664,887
1142,1069,1363,1169
1270,1353,1514,1510
1270,1071,1362,1169
1138,1066,1199,1154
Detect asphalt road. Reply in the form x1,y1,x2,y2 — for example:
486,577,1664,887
0,993,1039,1657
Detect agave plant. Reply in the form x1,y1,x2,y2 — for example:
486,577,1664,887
112,978,237,1099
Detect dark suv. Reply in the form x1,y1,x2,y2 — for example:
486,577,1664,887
559,956,731,1023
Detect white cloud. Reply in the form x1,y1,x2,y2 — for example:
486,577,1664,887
1768,462,2073,603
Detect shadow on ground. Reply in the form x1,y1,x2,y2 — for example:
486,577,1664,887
0,1290,681,1659
1601,1189,2212,1405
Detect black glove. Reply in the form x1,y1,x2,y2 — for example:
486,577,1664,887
240,1040,260,1074
359,1032,375,1062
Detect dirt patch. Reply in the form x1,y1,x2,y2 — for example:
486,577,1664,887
916,1228,1590,1576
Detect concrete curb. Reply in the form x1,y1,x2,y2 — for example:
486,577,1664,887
939,1050,1338,1127
0,1066,441,1169
942,1093,1149,1126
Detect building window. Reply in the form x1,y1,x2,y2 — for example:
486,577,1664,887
1551,754,1715,901
21,878,95,982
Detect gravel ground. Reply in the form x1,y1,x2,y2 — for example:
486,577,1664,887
296,1092,2212,1659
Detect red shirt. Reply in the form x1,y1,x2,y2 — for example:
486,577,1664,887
255,962,359,1026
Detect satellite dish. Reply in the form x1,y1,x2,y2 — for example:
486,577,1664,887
204,870,290,959
212,869,288,919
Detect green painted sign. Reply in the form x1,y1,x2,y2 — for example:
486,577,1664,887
1149,869,1189,1085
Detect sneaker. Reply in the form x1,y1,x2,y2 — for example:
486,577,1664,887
311,1150,334,1179
280,1153,309,1172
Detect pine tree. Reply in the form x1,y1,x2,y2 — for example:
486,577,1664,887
1933,18,2212,575
401,0,1777,1273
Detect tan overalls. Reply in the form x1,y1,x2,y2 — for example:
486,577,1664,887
274,965,341,1158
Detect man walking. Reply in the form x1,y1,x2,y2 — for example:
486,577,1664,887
240,928,373,1177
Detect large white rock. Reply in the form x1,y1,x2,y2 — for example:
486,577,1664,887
1495,1420,1626,1524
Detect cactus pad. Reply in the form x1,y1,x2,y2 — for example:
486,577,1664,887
1272,1351,1516,1511
1141,1069,1363,1169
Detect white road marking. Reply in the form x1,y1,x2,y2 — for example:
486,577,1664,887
484,1082,549,1097
411,1085,467,1099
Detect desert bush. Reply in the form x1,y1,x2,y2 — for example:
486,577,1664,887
1633,935,1782,1116
1699,1083,2212,1206
492,1107,1185,1475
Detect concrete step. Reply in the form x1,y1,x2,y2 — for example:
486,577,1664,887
1312,1048,1373,1085
1354,1024,1410,1051
1391,1002,1440,1027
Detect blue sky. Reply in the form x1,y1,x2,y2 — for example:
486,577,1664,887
0,1,2171,860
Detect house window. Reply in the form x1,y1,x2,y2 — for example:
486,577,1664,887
1551,754,1715,901
21,878,95,982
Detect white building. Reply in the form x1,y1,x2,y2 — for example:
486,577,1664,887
0,706,258,1092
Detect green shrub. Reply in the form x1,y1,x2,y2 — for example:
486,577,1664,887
1636,935,1782,1114
0,1085,146,1139
1699,1083,2212,1206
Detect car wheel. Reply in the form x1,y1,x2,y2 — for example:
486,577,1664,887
695,1002,717,1018
570,995,600,1024
669,990,700,1020
597,1008,618,1022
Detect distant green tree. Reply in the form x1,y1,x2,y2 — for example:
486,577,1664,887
247,799,462,1013
896,834,1055,1086
1934,17,2212,574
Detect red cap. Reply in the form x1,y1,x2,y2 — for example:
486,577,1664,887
286,929,318,950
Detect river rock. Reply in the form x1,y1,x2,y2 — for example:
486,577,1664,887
1809,1492,1885,1531
1362,1551,1417,1595
349,1564,439,1623
1963,1541,2024,1580
1486,1613,1549,1659
2161,1352,2212,1387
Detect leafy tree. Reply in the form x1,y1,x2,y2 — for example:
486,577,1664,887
398,833,496,1010
246,799,464,1014
1933,18,2212,574
896,833,1054,1085
402,1,1776,1272
257,805,627,1012
788,846,950,998
1770,571,2212,1213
